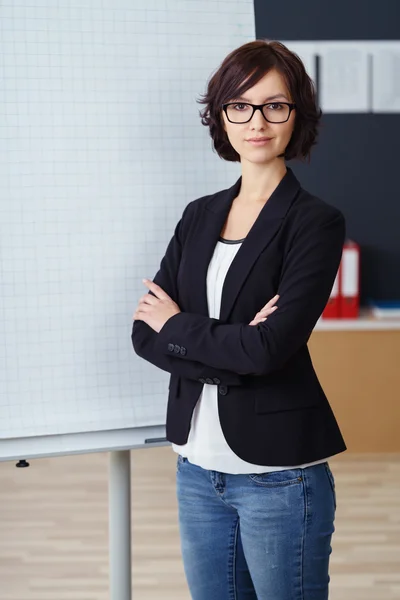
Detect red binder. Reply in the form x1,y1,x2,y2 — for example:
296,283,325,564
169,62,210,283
322,267,341,319
339,239,360,319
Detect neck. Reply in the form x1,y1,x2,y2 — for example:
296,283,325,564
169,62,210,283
237,158,287,205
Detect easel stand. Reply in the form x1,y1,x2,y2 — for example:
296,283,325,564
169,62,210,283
109,450,131,600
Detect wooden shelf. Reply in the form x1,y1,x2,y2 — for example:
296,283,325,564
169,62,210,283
315,309,400,331
309,327,400,452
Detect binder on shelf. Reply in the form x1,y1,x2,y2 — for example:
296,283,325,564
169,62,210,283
340,239,360,319
368,300,400,319
322,267,341,319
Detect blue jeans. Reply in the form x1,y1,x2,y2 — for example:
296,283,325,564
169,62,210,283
176,456,337,600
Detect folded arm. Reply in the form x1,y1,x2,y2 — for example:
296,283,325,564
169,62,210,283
153,210,345,376
131,204,243,386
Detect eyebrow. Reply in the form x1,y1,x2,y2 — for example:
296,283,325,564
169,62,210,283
232,94,290,103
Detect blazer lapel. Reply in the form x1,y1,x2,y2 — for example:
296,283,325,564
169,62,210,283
183,168,301,322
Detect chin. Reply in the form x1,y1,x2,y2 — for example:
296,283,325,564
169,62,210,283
244,153,275,165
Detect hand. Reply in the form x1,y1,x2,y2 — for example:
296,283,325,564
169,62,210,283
133,279,181,333
249,294,279,326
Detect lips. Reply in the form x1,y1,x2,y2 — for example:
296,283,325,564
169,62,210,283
246,137,273,146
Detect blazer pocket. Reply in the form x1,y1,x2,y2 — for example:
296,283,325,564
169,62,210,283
253,376,322,414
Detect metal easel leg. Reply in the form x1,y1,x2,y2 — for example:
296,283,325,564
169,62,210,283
109,450,132,600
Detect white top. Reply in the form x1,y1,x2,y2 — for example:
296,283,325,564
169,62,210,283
172,238,331,474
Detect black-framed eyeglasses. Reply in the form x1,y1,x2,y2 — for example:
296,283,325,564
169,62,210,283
222,102,296,124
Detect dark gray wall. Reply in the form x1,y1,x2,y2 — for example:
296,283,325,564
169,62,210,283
254,0,400,303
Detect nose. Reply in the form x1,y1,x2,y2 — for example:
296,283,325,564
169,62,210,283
249,107,267,129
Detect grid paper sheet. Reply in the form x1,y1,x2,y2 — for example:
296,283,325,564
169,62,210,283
0,0,255,440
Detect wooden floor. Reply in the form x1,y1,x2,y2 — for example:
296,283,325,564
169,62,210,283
0,448,399,599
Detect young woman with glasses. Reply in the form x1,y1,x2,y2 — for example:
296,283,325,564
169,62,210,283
132,39,345,600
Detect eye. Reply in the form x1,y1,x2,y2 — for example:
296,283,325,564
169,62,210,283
232,103,250,111
266,103,284,110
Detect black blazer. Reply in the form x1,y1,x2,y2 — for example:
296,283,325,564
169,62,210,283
131,167,347,466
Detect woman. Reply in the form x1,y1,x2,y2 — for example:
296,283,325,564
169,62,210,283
132,39,346,600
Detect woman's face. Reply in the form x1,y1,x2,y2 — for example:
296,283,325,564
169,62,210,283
221,68,296,165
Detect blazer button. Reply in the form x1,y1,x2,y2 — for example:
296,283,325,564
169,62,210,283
198,378,207,384
218,385,228,396
167,343,174,352
180,346,187,356
213,377,221,384
174,344,181,353
205,378,214,384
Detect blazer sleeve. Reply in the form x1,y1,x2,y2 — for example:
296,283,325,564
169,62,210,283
153,208,346,376
131,203,244,386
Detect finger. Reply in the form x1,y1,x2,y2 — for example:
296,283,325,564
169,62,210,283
261,294,280,310
250,314,268,323
133,308,148,320
138,293,157,306
253,306,277,320
249,317,267,326
259,305,278,315
142,279,170,301
135,304,150,317
264,294,279,308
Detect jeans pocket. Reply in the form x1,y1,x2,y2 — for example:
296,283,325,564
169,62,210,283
324,462,337,510
176,454,187,473
248,468,303,487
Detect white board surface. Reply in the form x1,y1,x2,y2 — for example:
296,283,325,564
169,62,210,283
0,0,254,457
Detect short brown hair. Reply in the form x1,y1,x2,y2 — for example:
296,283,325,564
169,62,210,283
197,39,321,162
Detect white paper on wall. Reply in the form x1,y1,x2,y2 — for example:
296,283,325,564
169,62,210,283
319,44,370,113
282,40,400,114
372,45,400,112
283,42,317,85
